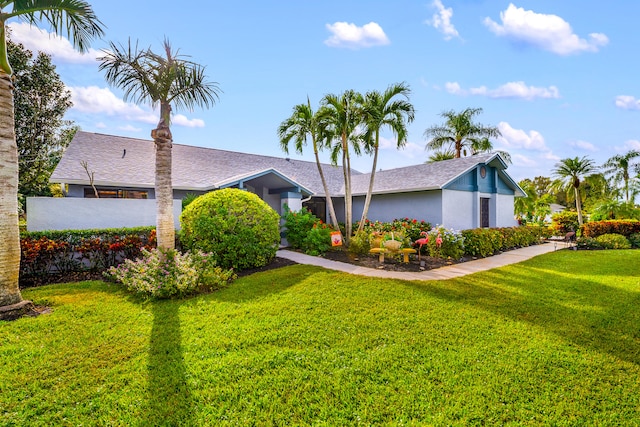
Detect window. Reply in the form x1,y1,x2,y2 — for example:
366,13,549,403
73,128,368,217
84,188,148,199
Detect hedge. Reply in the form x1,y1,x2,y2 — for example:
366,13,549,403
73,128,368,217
461,226,548,258
581,220,640,238
20,226,156,279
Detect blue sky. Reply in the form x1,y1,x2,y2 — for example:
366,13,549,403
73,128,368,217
8,0,640,181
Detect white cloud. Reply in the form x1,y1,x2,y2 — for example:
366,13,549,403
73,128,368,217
69,86,157,123
95,122,107,129
379,136,423,159
616,140,640,151
70,86,206,128
324,22,390,49
483,3,608,55
446,80,560,100
444,81,463,94
568,140,598,152
426,0,460,40
615,95,640,110
172,114,205,128
118,124,142,132
8,22,101,64
497,121,548,151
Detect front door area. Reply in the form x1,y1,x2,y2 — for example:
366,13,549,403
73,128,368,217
480,197,490,228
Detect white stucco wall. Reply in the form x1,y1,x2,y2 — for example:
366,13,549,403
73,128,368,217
496,194,518,227
351,191,443,225
27,197,182,231
441,189,476,230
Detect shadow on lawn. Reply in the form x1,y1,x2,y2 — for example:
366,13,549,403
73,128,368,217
143,300,194,426
407,255,640,366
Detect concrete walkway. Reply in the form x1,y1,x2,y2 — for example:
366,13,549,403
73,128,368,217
277,242,559,281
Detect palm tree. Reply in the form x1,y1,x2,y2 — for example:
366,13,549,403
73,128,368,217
357,82,415,233
278,97,340,230
602,150,640,202
99,39,220,251
552,156,597,226
319,90,364,245
0,1,104,311
426,150,455,163
424,107,501,158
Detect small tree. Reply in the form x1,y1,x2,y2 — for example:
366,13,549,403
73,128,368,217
552,156,597,226
10,39,75,203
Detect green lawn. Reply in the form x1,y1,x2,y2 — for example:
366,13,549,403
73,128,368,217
2,250,640,426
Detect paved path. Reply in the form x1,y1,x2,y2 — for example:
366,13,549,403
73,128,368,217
277,242,559,281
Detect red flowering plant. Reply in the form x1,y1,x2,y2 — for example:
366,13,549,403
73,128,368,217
20,237,75,276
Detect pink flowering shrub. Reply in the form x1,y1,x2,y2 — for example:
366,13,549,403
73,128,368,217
106,248,236,299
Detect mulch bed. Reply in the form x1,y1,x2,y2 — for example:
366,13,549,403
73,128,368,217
321,248,469,272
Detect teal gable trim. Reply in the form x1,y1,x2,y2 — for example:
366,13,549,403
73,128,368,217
444,170,477,191
477,166,496,193
496,174,515,195
444,165,515,195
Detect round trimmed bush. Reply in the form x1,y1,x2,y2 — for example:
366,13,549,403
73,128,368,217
179,189,280,270
594,233,631,250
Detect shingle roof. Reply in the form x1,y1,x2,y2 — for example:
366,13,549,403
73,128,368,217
50,132,349,195
51,132,524,197
348,153,504,195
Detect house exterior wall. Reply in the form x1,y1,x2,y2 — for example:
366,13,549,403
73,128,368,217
496,194,518,227
441,189,476,230
27,197,182,231
350,191,443,225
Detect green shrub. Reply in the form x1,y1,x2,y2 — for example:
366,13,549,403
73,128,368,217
461,226,544,258
461,229,495,258
304,223,332,256
551,211,579,235
348,230,371,255
182,193,201,210
576,236,602,250
106,248,235,299
180,189,280,270
282,207,333,255
594,233,631,250
628,233,640,248
282,207,320,249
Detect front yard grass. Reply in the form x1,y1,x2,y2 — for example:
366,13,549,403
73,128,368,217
2,250,640,425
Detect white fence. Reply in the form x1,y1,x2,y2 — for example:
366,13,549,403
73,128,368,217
27,197,182,231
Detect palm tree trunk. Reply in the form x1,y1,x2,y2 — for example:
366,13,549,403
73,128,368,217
153,103,175,251
0,72,24,307
574,186,583,226
313,143,340,230
342,135,352,246
358,135,379,233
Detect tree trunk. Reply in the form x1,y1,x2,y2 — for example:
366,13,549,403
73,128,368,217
574,186,583,226
313,141,339,231
153,102,175,251
0,72,24,307
358,134,379,233
342,134,352,246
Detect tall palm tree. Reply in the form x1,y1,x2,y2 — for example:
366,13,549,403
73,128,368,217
0,1,104,311
319,90,364,245
426,150,455,163
99,39,220,250
278,97,340,230
357,82,414,233
552,156,597,226
424,107,501,158
602,150,640,202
